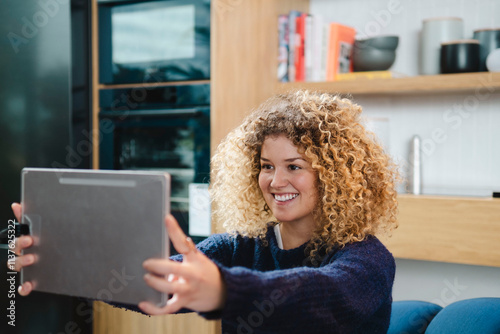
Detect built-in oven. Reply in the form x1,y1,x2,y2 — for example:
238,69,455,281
99,84,210,245
98,0,210,85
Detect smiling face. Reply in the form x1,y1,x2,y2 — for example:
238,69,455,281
258,135,319,230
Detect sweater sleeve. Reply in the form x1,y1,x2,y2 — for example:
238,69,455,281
218,238,395,333
192,232,235,266
169,232,236,263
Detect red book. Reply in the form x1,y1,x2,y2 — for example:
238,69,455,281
326,23,356,81
294,13,307,82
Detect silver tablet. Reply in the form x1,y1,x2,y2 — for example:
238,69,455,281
20,168,170,306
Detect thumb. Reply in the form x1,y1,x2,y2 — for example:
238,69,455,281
11,203,22,222
165,215,197,258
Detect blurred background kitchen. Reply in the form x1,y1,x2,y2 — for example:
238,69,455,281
1,0,500,333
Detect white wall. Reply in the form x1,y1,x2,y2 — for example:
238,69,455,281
356,93,500,197
393,259,500,305
310,0,500,302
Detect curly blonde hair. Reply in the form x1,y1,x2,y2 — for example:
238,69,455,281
210,90,398,260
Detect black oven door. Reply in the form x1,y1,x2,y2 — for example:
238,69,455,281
99,106,210,245
98,0,210,85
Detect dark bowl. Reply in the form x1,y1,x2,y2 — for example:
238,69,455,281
352,45,397,71
354,35,399,50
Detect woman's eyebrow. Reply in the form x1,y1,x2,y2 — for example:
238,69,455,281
285,157,305,162
260,157,305,162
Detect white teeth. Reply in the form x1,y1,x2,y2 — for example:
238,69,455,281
274,194,298,202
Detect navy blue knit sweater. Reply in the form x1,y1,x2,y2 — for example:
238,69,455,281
112,226,395,333
193,226,395,334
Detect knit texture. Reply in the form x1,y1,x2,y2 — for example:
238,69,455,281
111,226,395,333
194,226,395,334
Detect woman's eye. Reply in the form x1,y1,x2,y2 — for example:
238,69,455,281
261,164,273,170
289,165,301,171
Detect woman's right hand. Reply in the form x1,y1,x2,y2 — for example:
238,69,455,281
9,203,34,296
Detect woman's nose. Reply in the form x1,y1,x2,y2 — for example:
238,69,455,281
270,168,288,188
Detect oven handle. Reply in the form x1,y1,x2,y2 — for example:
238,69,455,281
99,108,206,119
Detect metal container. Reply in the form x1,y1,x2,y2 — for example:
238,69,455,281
409,135,422,195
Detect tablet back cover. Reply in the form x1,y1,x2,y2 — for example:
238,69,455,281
21,168,169,306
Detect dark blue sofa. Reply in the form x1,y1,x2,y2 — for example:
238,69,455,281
388,298,500,334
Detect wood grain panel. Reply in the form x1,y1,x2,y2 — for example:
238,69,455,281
93,302,220,334
381,195,500,267
211,0,310,153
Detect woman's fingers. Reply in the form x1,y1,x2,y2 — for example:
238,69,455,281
140,215,225,315
164,295,185,314
8,204,34,297
143,258,193,278
12,254,35,272
143,273,189,295
18,282,33,296
8,236,35,272
138,292,186,315
138,300,179,315
138,301,163,315
165,215,197,257
14,236,33,255
141,253,226,314
11,203,22,222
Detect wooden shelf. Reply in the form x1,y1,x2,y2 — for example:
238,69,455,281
381,194,500,267
277,72,500,95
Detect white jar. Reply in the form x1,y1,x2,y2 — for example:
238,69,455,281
420,17,464,75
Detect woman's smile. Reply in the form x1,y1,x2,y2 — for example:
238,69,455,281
273,193,299,203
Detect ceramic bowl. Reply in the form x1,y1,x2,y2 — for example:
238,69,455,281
353,45,397,71
352,36,399,71
354,35,399,50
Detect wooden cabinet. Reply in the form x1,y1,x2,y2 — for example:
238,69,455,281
381,194,500,267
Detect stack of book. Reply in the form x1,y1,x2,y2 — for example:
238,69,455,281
278,11,356,83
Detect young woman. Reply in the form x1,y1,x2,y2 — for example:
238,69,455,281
13,90,399,333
